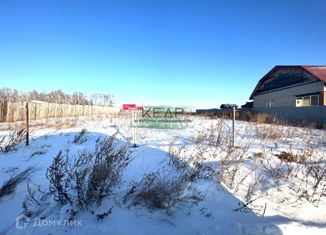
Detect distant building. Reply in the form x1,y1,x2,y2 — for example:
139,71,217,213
250,65,326,123
196,108,219,115
220,104,238,109
241,102,253,109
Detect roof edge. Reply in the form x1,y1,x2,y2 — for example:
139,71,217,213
249,65,326,99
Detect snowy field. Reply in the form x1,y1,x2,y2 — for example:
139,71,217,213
0,115,326,235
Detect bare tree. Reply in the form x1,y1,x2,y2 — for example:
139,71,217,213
0,87,114,106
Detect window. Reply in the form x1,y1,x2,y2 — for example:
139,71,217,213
296,95,319,107
311,95,319,105
302,96,310,106
265,100,274,108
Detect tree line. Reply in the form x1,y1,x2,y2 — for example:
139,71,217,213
0,88,114,107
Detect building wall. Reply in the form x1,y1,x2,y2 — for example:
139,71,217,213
321,91,326,106
253,81,324,108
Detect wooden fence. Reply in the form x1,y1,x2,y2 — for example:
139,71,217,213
0,101,120,122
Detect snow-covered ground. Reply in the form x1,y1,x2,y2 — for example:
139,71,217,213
0,116,326,235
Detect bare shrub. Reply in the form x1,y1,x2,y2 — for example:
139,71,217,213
255,124,282,140
0,167,36,198
194,120,230,147
244,173,264,203
168,142,189,171
123,171,203,214
171,135,255,201
46,151,72,205
257,151,294,179
168,140,217,181
22,182,50,218
96,207,114,221
72,152,93,210
73,128,87,144
46,133,131,211
295,152,326,206
255,150,326,207
85,135,131,207
247,148,326,207
216,146,248,189
0,129,26,152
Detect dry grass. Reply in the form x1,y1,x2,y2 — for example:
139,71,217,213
274,151,306,163
255,124,283,140
0,129,26,152
123,171,203,214
0,167,36,198
73,128,87,144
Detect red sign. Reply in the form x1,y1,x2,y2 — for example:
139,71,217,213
122,104,136,111
122,104,143,111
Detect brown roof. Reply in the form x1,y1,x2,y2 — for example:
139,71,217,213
302,66,326,82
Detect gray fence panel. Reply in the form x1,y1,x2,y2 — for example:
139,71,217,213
253,106,326,124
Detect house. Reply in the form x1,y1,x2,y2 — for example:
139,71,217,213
250,66,326,108
250,65,326,123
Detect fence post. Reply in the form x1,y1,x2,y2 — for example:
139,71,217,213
232,106,235,147
26,102,29,146
132,110,137,147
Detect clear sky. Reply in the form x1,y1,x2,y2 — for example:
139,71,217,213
0,0,326,108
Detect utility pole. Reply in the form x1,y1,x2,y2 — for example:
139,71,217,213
26,102,29,146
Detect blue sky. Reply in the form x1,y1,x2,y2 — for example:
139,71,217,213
1,0,326,108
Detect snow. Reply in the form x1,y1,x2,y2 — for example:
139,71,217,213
0,116,326,235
